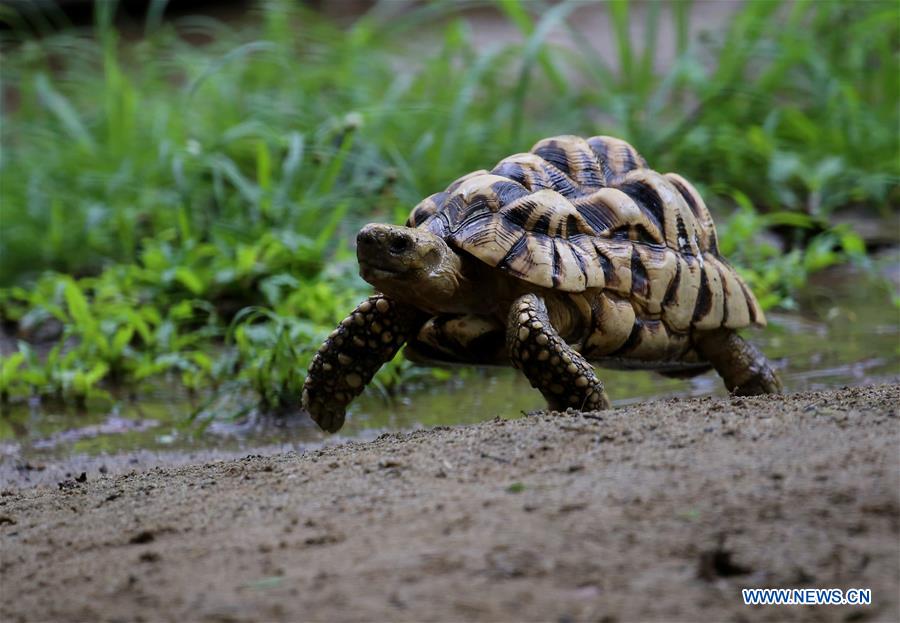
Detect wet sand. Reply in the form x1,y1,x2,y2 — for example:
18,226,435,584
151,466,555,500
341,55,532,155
0,384,897,622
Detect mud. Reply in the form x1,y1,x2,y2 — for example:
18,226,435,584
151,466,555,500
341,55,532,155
0,384,898,622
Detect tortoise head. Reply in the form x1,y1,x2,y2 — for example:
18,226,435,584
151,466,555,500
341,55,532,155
357,224,466,312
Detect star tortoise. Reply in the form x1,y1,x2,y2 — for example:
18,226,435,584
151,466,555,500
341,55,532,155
302,135,782,432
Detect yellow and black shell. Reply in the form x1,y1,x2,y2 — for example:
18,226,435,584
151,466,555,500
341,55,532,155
405,135,764,336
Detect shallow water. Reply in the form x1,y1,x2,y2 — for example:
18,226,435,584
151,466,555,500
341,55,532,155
1,266,897,466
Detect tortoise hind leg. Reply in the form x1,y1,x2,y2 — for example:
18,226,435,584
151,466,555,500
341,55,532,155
694,329,782,395
507,293,610,411
303,294,425,433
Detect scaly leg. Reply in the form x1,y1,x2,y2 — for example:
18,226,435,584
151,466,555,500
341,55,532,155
303,294,424,432
506,293,610,411
694,329,783,395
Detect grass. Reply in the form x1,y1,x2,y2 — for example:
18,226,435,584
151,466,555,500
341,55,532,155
0,0,897,412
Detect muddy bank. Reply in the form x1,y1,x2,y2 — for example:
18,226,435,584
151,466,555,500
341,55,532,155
0,385,898,622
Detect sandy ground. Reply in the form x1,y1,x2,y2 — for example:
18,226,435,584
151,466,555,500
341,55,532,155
0,384,897,623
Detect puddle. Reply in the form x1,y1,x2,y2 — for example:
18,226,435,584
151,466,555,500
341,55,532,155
1,264,897,466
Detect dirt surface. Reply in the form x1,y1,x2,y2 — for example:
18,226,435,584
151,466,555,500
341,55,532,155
0,443,312,491
0,385,897,623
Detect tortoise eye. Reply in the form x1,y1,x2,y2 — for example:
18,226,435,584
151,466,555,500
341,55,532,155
389,234,411,255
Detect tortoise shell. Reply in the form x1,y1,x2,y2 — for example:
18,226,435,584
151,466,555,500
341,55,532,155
405,135,764,333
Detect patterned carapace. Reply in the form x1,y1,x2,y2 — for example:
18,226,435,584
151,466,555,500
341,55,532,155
406,135,763,333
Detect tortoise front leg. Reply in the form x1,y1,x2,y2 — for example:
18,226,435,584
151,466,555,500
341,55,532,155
694,329,783,395
507,293,610,411
303,294,424,433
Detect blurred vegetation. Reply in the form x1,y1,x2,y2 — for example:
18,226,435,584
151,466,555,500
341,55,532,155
0,0,897,411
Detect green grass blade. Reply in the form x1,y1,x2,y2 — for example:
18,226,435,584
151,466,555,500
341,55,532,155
510,1,577,143
609,0,633,88
496,0,568,93
33,74,95,152
187,41,279,100
145,0,169,34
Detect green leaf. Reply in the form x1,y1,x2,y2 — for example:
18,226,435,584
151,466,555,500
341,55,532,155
111,326,134,355
0,352,25,387
63,280,96,333
763,212,816,228
174,267,205,295
236,245,258,276
84,361,110,386
834,226,867,257
190,351,213,372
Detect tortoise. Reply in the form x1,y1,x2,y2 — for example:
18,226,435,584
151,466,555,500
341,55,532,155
302,135,782,433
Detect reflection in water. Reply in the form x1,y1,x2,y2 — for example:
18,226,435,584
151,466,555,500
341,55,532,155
1,269,898,463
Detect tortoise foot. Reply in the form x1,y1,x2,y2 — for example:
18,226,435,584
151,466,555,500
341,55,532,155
695,329,783,397
302,295,423,433
507,293,610,412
